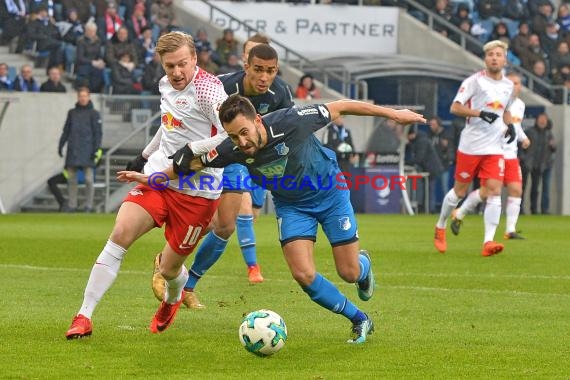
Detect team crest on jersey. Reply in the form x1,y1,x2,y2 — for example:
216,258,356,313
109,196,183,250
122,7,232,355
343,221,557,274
245,158,255,164
339,216,351,231
175,97,189,109
162,112,183,130
257,157,288,178
275,142,289,156
258,103,270,114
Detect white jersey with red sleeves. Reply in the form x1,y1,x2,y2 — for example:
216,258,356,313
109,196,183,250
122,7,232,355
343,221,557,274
146,67,228,199
503,97,527,159
454,70,514,155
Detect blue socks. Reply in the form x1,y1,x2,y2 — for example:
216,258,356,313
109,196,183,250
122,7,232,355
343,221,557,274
236,215,257,266
357,252,371,283
185,231,228,289
302,273,361,321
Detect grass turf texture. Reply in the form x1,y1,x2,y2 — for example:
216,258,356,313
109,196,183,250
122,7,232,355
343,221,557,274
0,213,569,379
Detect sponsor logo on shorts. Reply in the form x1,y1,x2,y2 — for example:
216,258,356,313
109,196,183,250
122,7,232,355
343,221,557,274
129,189,143,196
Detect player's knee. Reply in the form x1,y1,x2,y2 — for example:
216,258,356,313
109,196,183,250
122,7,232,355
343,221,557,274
337,265,359,283
109,223,137,248
509,187,522,197
214,222,236,239
291,270,315,287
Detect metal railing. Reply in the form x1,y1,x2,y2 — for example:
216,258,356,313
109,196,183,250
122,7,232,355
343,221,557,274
200,0,368,99
102,107,161,212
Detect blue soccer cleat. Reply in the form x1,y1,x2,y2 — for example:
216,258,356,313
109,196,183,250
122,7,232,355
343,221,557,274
356,250,375,301
347,314,374,344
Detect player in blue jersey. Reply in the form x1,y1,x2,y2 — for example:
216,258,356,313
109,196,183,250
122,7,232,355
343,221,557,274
151,40,294,309
120,95,425,343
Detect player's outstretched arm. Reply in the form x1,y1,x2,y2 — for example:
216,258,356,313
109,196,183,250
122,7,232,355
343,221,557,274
117,157,206,185
450,101,495,122
325,99,426,125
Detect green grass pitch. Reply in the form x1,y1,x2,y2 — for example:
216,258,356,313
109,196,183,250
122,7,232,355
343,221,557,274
0,213,569,379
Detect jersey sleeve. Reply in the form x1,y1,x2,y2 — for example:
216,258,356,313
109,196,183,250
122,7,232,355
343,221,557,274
453,76,476,105
191,132,228,155
197,78,228,134
142,127,162,158
516,123,527,142
281,104,332,138
278,79,295,108
505,93,515,112
200,138,240,168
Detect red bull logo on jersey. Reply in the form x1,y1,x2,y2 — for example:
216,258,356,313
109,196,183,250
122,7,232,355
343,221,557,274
162,112,183,130
485,100,504,110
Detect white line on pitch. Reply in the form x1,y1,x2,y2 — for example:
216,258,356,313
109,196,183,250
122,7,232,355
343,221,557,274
2,264,569,281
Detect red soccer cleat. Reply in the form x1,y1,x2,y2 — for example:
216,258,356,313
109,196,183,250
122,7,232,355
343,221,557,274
66,314,93,340
247,264,264,283
434,227,447,254
481,241,504,257
150,299,183,333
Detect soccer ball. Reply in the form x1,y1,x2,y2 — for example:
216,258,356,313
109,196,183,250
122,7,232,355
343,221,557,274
238,309,287,357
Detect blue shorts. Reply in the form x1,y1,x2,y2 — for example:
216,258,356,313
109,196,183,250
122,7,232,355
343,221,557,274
274,188,358,246
250,187,266,208
223,164,266,207
222,163,254,193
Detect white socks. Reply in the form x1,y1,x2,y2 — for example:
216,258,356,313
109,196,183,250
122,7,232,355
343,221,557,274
483,196,501,243
437,189,461,228
506,196,522,233
165,265,189,304
456,189,482,220
79,240,127,319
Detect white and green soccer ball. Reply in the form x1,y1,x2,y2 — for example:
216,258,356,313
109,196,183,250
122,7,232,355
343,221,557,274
238,309,287,357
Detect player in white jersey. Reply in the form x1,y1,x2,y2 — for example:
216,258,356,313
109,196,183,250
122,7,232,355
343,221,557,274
450,71,530,239
433,40,517,257
66,32,228,339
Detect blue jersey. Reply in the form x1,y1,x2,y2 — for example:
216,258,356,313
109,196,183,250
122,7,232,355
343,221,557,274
218,71,294,115
217,70,295,201
203,104,340,202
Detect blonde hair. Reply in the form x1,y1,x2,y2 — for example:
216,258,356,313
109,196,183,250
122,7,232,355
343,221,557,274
483,40,508,53
156,31,196,57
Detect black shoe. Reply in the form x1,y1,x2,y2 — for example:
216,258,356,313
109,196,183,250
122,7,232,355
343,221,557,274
504,232,525,240
450,209,462,236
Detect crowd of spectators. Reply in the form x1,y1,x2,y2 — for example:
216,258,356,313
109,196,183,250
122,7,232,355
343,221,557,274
2,0,570,103
399,0,570,102
0,0,246,94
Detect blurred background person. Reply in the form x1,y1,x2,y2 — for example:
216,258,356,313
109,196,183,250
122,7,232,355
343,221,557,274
75,21,106,93
427,116,454,211
40,66,67,92
57,87,102,212
406,125,444,213
0,62,13,90
295,73,320,100
13,64,39,92
323,116,354,173
520,113,556,214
